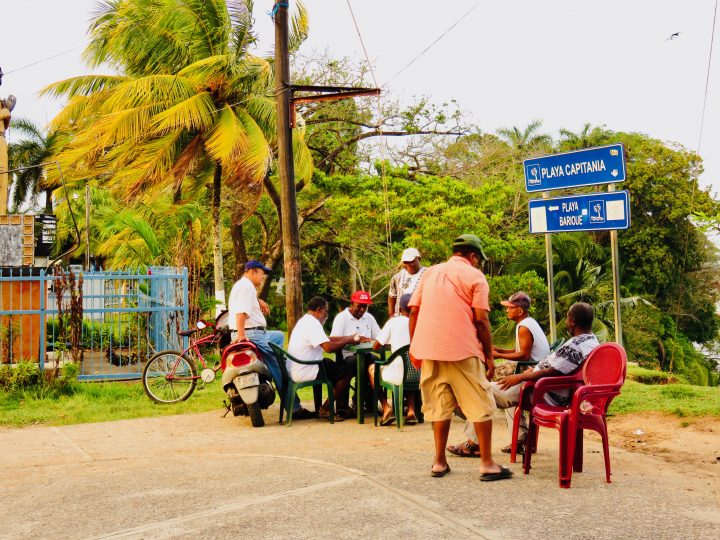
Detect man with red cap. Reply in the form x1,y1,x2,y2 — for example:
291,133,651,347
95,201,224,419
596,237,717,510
330,290,380,414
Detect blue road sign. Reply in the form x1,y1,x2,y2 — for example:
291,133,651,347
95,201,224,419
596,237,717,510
528,191,630,234
524,144,626,192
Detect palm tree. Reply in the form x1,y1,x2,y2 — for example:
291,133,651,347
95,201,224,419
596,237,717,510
558,123,612,151
44,0,309,313
7,118,62,213
496,120,553,152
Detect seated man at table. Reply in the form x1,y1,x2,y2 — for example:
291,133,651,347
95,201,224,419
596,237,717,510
448,302,599,457
287,296,368,422
369,293,420,426
330,290,381,414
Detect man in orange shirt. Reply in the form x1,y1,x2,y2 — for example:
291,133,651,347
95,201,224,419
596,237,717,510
409,234,511,481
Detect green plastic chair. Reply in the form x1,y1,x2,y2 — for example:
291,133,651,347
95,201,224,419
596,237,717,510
269,342,336,426
512,337,564,374
372,344,423,430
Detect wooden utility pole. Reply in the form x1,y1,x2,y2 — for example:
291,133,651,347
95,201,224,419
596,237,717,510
274,2,303,332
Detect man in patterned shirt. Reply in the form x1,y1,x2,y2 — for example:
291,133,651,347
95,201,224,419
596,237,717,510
449,302,599,457
388,248,426,316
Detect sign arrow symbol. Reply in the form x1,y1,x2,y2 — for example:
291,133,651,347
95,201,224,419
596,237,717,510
548,205,560,211
611,169,618,177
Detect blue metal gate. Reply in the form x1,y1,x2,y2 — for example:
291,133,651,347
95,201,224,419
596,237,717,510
0,267,188,380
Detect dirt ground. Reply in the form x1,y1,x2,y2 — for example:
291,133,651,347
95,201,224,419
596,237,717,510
607,412,720,499
1,408,719,539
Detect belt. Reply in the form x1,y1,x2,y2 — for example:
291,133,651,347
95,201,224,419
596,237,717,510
245,326,266,331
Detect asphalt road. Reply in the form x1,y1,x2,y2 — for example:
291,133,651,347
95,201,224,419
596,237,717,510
1,407,719,539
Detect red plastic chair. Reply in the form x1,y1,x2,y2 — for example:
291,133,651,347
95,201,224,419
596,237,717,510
508,371,584,463
522,343,627,488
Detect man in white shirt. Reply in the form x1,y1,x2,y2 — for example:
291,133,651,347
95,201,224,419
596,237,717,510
287,297,366,421
388,248,426,316
330,290,381,413
228,260,309,417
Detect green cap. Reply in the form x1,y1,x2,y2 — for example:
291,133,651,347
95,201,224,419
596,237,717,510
452,234,488,261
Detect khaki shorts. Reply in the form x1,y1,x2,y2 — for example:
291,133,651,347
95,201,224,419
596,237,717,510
420,357,496,422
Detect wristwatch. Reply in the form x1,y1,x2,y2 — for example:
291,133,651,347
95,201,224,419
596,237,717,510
353,333,360,343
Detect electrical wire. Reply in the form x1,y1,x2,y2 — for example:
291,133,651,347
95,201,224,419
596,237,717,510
671,0,719,333
697,0,718,153
3,45,84,75
384,1,482,87
345,0,393,260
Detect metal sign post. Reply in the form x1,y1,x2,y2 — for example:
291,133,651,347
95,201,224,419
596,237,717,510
608,184,623,346
543,191,557,342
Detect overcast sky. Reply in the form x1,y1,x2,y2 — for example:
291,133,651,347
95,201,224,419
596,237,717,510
3,0,719,197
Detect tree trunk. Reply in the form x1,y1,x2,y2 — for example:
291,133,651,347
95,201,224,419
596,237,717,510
45,187,53,214
230,222,248,281
212,164,226,316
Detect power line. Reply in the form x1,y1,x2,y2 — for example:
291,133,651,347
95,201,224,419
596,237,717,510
384,1,482,87
3,45,85,75
697,0,718,153
345,0,393,258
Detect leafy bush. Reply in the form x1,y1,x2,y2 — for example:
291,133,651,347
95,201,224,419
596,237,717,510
0,360,78,398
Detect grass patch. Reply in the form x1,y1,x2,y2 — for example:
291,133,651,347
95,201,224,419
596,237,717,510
0,380,320,428
626,365,688,385
611,380,720,417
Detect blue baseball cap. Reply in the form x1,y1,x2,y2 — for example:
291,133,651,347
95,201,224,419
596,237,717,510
245,260,272,274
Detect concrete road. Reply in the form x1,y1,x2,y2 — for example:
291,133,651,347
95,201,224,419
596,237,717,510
1,408,719,539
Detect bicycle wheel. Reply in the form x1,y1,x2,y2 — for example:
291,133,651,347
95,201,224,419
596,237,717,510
143,350,197,404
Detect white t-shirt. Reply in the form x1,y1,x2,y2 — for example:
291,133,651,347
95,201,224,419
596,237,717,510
374,315,410,385
330,308,381,359
516,317,551,362
227,277,266,330
286,314,330,382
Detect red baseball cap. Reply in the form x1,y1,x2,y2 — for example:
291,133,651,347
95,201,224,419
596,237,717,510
350,290,373,305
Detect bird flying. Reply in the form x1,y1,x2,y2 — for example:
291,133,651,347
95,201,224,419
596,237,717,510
666,32,681,41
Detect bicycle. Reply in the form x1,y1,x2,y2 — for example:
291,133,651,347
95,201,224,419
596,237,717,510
142,313,229,404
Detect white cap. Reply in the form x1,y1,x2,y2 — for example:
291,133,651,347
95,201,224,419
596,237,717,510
401,248,421,262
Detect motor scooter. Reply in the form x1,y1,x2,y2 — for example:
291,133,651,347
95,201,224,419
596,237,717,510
220,340,276,427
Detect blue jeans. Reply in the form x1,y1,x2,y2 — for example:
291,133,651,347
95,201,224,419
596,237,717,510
245,329,301,411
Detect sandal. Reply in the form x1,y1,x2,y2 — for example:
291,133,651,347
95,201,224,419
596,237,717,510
501,442,525,455
404,415,418,426
318,408,344,422
380,414,396,426
447,441,481,458
480,466,513,482
431,464,451,478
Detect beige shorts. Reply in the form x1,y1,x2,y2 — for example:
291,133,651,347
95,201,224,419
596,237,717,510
420,357,496,422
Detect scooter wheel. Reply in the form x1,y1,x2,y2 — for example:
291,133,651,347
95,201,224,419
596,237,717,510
248,402,265,427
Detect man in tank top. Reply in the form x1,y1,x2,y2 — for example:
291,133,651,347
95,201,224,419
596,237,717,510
447,292,550,457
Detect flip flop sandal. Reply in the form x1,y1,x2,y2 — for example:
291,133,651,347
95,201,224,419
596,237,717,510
380,415,396,426
480,466,513,482
404,416,418,425
447,441,481,458
430,464,451,478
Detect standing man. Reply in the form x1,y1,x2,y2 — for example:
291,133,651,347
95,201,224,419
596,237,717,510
330,290,380,413
388,248,426,316
228,260,310,418
448,292,550,457
409,234,511,481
